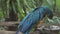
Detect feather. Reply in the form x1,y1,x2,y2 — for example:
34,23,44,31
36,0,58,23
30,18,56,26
16,6,53,34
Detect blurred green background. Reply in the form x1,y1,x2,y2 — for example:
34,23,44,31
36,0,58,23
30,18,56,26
0,0,60,34
0,0,60,22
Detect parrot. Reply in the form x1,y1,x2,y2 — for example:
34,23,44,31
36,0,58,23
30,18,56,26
16,6,53,34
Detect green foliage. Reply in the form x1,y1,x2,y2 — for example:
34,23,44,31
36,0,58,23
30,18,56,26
56,0,60,13
0,0,50,20
0,0,60,21
44,16,60,24
0,0,60,32
0,10,4,20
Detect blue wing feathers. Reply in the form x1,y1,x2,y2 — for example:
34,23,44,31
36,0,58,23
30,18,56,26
18,13,31,28
16,6,53,34
19,13,33,33
18,10,40,33
18,7,43,33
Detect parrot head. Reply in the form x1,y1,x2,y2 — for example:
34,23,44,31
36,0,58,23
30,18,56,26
45,8,53,19
41,6,53,19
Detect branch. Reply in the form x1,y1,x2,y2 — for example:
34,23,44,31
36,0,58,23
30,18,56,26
0,22,19,26
0,30,22,34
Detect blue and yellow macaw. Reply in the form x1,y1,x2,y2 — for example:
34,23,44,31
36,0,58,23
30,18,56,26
16,6,53,34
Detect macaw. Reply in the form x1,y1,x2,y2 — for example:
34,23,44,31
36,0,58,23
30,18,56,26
16,6,53,34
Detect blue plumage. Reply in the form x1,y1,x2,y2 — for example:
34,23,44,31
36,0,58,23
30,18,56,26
16,6,53,34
